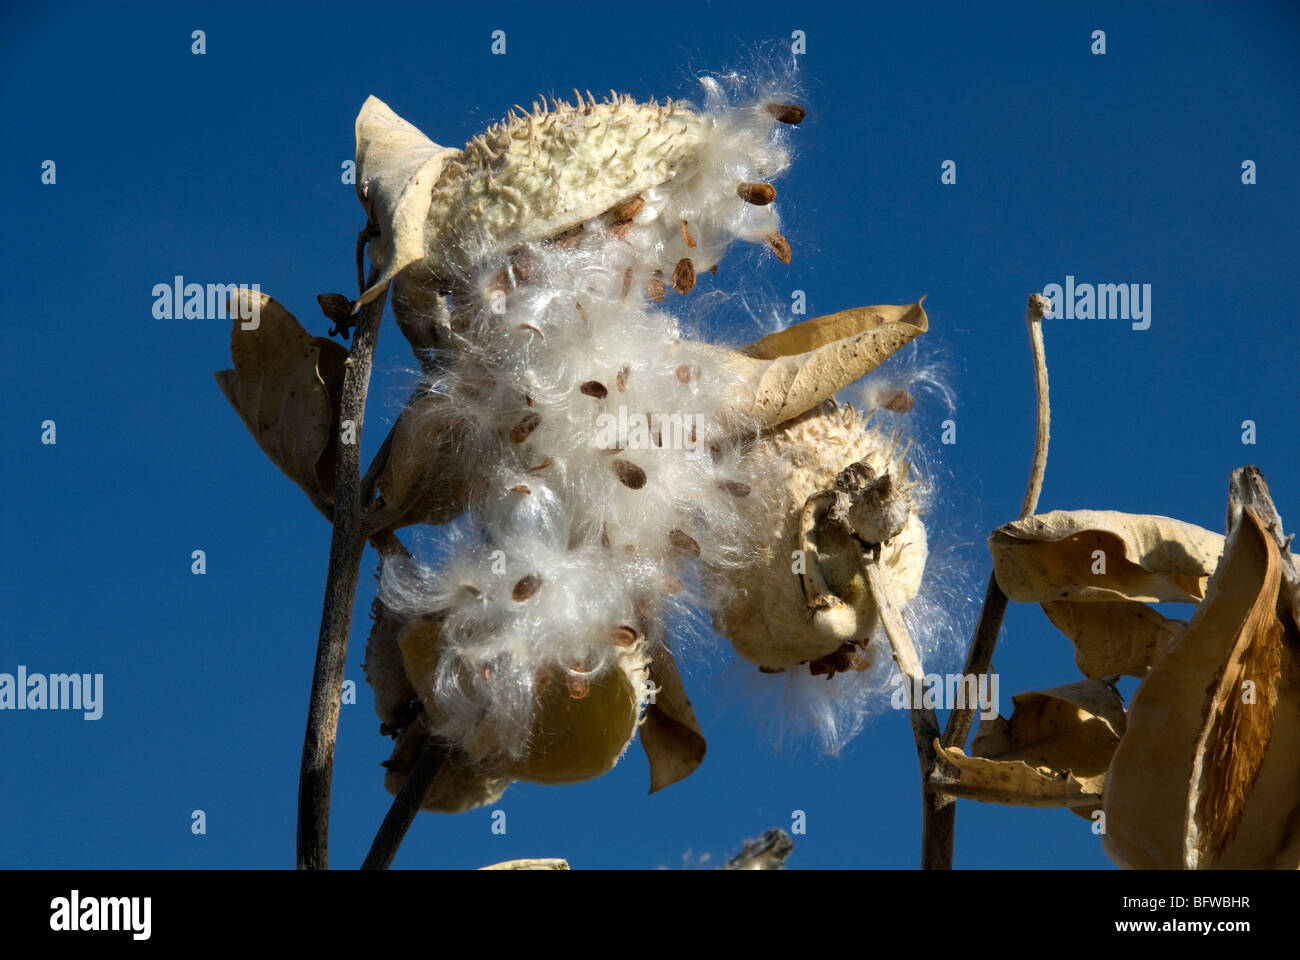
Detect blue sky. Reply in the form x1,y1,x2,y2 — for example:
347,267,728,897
2,1,1297,870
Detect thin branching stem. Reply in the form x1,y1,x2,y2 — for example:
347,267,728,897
922,293,1052,869
361,738,447,870
297,271,388,870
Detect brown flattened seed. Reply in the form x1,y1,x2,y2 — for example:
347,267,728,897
879,390,914,413
681,220,697,248
609,196,645,222
579,380,608,399
672,258,696,294
613,458,647,489
669,529,701,556
766,102,805,125
509,411,541,443
737,182,777,206
718,479,751,497
512,574,542,601
766,233,792,264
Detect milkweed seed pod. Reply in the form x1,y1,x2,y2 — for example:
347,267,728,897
706,399,929,672
397,617,652,784
360,72,934,787
365,76,805,785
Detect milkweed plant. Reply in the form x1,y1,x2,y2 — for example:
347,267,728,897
216,66,1300,871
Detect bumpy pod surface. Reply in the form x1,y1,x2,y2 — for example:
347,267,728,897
707,400,928,671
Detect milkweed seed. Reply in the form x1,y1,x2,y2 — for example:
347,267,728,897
511,484,531,494
648,271,665,302
527,457,554,472
616,364,630,392
669,529,701,556
766,102,806,125
613,458,647,489
718,479,751,497
609,196,644,221
512,574,542,601
879,390,915,413
681,219,697,248
672,257,696,293
737,181,777,205
766,232,792,264
580,380,608,399
510,411,541,442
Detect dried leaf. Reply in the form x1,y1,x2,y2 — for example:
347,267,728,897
639,639,707,793
354,96,461,306
990,510,1224,604
214,290,347,511
934,742,1103,809
739,300,929,361
970,680,1126,818
479,859,570,870
1104,508,1297,869
684,301,928,430
935,680,1123,813
1041,600,1183,680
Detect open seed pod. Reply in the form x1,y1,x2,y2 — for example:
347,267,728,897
397,618,651,785
355,84,799,311
706,399,927,671
1103,484,1300,870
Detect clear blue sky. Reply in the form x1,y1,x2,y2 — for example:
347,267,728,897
2,1,1297,869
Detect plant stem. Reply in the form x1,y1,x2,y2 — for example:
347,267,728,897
296,281,388,870
924,293,1052,869
361,738,447,870
861,560,945,868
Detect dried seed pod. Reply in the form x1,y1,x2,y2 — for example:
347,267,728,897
397,619,652,786
704,401,928,670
